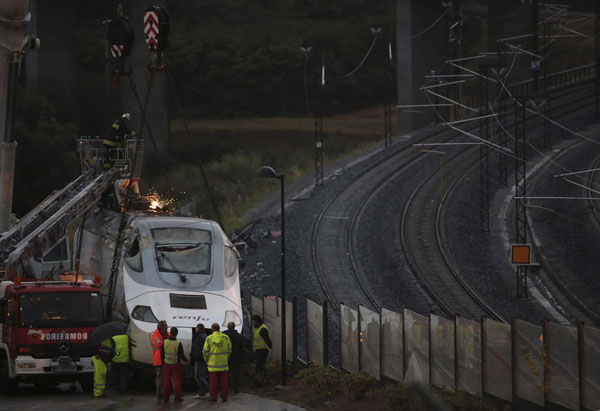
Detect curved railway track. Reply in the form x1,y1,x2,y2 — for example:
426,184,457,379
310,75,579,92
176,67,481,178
403,83,595,321
588,154,600,225
309,78,595,319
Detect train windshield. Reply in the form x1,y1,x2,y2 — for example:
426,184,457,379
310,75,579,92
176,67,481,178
152,227,212,275
18,292,103,327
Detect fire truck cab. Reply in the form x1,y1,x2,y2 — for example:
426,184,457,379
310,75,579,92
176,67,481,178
0,279,103,392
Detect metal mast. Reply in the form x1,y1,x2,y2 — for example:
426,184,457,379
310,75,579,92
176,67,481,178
514,97,528,299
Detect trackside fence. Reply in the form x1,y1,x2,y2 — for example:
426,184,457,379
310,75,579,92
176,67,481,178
250,294,600,410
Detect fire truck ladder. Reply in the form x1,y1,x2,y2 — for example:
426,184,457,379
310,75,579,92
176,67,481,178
0,166,125,275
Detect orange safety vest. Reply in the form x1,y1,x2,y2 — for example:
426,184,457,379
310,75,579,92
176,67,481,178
151,329,166,366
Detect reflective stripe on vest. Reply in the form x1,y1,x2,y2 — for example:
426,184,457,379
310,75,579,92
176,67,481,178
163,339,180,365
253,323,270,351
103,139,122,147
112,334,129,363
203,332,231,372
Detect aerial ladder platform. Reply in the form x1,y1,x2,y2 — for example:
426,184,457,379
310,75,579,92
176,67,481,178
0,138,143,277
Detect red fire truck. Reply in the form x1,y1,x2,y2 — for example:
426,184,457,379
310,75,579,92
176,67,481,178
0,279,103,392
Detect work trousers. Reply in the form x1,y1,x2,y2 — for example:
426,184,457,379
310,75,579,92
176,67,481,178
155,365,163,397
254,349,269,386
92,356,107,398
111,361,129,393
228,362,240,393
194,361,209,395
163,363,183,401
208,371,228,401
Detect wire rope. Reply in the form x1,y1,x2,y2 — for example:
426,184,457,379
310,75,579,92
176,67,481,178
334,33,380,79
398,7,450,42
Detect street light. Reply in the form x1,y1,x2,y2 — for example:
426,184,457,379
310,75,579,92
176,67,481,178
257,165,286,386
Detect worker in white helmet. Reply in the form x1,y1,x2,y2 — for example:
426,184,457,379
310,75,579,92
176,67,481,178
103,113,136,168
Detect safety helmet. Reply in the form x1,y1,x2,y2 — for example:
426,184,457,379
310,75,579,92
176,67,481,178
121,113,131,121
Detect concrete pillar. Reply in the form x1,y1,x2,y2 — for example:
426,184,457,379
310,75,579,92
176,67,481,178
0,0,30,232
396,0,448,132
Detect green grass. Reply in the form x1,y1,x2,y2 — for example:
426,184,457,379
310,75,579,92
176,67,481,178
145,108,394,232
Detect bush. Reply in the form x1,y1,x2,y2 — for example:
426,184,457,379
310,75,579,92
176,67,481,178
385,383,421,411
344,371,378,400
296,363,346,395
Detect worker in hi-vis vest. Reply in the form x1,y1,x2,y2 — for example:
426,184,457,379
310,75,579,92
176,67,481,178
92,338,114,398
111,333,130,393
252,314,272,387
160,326,187,403
151,320,169,399
203,323,232,402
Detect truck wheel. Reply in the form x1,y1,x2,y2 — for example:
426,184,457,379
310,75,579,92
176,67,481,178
79,375,94,393
0,357,17,394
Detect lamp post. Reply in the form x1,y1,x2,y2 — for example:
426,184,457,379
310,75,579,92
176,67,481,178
258,166,286,386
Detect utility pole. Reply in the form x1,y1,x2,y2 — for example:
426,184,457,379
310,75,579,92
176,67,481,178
383,33,393,149
314,58,324,187
448,1,463,120
514,96,528,299
479,65,490,233
542,22,552,150
493,45,508,187
0,0,39,233
595,4,600,119
532,0,539,94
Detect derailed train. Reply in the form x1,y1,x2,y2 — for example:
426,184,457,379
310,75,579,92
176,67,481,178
75,208,243,369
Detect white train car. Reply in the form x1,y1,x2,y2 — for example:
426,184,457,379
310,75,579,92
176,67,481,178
75,209,243,369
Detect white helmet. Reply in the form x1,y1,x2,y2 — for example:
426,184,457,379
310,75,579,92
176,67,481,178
121,113,131,121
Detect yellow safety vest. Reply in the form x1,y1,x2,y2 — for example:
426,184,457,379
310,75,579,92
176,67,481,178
112,334,130,363
101,338,112,348
102,139,122,147
203,331,231,372
163,339,180,365
253,323,270,351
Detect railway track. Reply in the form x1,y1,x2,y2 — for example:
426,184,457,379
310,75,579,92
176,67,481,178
403,82,595,321
519,138,600,325
309,74,596,319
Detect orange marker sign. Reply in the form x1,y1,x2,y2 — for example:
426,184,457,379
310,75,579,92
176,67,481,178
511,244,531,265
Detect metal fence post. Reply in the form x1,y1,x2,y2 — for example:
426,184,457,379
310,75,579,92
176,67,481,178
454,313,460,390
323,300,328,367
292,296,297,363
481,315,487,396
402,308,407,380
380,307,384,383
339,302,344,370
358,304,363,371
429,310,434,385
305,296,309,364
512,317,518,407
578,321,585,410
543,318,549,408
